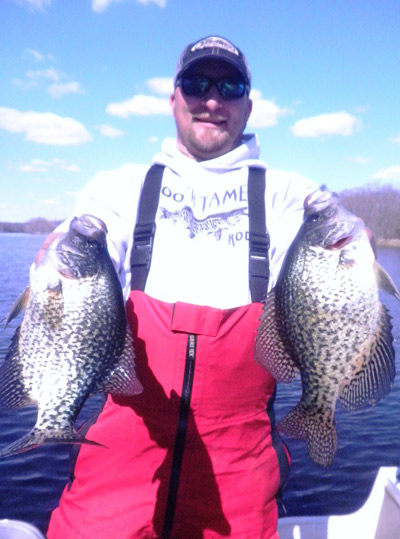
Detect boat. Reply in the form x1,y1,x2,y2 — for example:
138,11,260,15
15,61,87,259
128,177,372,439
278,466,400,538
0,519,45,538
0,467,398,538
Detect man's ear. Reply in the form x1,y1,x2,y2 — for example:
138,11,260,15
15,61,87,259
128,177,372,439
170,92,176,114
246,98,253,123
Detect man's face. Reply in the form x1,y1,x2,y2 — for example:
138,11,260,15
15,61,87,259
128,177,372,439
170,59,253,161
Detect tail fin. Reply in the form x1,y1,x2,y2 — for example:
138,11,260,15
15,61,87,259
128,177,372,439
0,426,105,458
278,402,338,467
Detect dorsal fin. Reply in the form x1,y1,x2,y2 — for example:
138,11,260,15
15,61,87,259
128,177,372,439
255,289,300,382
339,303,396,410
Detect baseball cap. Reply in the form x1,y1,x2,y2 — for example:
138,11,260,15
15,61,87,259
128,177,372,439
174,36,251,87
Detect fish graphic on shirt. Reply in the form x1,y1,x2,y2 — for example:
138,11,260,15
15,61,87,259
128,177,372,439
159,206,247,240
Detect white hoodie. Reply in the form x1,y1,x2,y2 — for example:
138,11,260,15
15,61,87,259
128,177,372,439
68,134,318,309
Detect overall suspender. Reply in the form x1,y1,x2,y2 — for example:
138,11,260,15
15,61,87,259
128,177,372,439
130,164,270,302
247,167,270,302
130,164,164,292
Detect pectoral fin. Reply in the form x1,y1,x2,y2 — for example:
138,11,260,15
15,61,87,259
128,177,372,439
4,287,30,328
374,261,400,300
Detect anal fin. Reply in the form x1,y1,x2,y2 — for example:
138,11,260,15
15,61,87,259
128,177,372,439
278,403,338,468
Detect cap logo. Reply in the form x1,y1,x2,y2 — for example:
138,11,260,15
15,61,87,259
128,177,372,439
191,36,239,56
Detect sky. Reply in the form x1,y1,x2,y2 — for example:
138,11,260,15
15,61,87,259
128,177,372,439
1,0,399,222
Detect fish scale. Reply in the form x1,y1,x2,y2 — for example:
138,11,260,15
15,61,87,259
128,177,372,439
0,214,142,458
255,192,398,467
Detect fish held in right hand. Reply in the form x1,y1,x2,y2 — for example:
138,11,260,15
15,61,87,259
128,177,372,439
255,192,397,467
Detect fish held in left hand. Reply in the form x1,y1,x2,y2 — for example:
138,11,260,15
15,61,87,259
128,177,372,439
255,191,398,467
0,214,142,458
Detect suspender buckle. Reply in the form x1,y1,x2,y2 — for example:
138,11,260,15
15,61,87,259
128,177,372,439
249,232,270,278
132,223,156,266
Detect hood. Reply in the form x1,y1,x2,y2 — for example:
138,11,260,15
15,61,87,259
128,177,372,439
152,134,267,176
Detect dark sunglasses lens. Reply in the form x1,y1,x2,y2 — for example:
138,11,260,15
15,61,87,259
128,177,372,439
181,76,211,97
180,75,247,99
217,79,246,99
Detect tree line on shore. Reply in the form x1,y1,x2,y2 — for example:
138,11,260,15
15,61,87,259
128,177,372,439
338,185,400,241
0,185,399,240
0,217,63,234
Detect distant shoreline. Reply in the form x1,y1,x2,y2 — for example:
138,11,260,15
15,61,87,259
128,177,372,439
0,219,63,235
377,239,400,248
0,231,48,235
1,229,400,249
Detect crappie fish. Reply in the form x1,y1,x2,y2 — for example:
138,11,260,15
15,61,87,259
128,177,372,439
0,214,142,457
255,191,398,467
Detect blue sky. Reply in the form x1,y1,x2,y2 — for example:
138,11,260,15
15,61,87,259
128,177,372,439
1,0,399,222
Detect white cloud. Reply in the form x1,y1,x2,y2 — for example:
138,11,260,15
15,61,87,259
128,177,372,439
247,89,291,128
146,77,173,96
53,159,80,172
18,158,80,172
92,0,166,12
48,81,84,98
26,49,45,62
106,95,171,118
348,155,372,164
291,111,359,137
352,105,369,114
55,160,80,172
22,67,84,98
106,79,173,119
137,0,167,8
372,166,400,181
392,132,400,144
19,159,49,172
19,0,52,10
92,0,122,12
0,107,91,146
99,124,124,137
27,67,62,82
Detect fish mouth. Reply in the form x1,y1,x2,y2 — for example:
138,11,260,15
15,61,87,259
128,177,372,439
57,244,86,257
71,215,107,241
324,218,364,250
325,235,354,250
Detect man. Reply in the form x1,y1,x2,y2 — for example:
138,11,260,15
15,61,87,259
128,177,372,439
47,36,318,538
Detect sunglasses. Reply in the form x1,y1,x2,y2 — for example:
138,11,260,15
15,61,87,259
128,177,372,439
176,74,249,100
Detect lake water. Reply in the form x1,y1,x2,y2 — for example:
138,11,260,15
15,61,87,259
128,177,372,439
0,233,399,534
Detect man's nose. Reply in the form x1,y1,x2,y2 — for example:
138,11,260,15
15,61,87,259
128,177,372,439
201,85,223,109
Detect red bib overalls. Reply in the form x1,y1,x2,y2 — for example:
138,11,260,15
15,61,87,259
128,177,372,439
47,165,289,538
48,291,287,538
